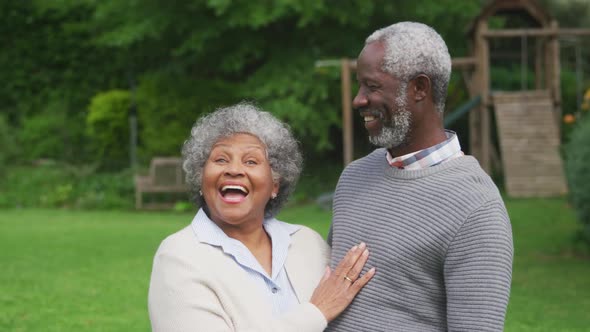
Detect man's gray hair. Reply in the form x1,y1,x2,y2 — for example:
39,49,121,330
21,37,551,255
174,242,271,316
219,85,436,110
366,22,451,113
182,102,303,218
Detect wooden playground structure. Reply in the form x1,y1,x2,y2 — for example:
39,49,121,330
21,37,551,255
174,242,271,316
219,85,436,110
330,0,590,197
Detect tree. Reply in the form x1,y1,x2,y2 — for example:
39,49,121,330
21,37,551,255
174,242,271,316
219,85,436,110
2,0,483,167
87,0,481,158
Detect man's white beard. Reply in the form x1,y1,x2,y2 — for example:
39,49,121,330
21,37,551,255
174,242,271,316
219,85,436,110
369,84,412,149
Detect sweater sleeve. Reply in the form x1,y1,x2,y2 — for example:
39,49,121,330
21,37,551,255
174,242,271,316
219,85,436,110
148,246,327,332
443,199,514,332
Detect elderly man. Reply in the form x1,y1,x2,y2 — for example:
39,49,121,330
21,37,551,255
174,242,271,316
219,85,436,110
327,22,513,331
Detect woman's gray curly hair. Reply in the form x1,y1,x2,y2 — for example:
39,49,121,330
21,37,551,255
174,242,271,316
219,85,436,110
182,102,303,218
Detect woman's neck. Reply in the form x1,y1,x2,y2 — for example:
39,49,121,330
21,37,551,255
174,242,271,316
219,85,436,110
222,223,273,276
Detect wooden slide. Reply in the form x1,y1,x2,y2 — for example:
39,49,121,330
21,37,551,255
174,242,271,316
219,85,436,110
493,90,568,197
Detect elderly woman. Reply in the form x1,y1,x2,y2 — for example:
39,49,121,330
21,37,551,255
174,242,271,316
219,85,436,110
148,102,374,332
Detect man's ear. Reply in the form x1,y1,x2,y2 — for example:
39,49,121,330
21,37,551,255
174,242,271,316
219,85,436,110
410,74,431,102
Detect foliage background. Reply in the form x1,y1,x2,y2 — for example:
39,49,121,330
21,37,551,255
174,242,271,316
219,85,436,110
1,1,590,331
565,114,590,244
1,0,484,168
0,0,589,205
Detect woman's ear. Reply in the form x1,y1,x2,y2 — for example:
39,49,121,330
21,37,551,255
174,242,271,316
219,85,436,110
271,181,279,199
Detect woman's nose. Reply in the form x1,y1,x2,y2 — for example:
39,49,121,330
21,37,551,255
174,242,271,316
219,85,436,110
224,160,244,176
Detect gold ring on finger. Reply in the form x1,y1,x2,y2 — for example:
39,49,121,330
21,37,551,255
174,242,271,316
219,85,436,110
344,275,354,282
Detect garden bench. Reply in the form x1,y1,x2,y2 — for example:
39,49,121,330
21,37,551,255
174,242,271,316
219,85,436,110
134,157,188,209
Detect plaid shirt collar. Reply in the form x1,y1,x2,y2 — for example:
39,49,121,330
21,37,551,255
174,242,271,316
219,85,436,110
386,130,463,170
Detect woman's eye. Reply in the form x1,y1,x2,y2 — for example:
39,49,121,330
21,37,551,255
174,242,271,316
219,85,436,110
214,158,227,163
245,160,258,165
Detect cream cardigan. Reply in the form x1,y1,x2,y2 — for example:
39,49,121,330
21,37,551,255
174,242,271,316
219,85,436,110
148,224,330,332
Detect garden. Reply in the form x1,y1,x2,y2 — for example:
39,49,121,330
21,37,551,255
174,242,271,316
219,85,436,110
1,198,589,331
1,1,590,331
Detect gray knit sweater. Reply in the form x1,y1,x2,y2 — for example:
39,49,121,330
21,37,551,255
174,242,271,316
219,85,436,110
327,149,513,332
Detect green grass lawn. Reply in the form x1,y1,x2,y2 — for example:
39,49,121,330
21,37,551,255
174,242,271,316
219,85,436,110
0,198,588,331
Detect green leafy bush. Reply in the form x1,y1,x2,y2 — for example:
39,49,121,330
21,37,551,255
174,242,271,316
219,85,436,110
18,108,67,161
0,115,19,175
73,170,135,209
0,165,134,209
86,90,131,170
565,115,590,245
135,74,211,161
0,164,69,207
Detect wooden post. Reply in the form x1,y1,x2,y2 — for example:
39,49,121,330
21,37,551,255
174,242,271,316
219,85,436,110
535,37,544,89
471,20,491,174
341,59,354,166
549,20,562,137
469,91,481,163
544,34,552,99
480,23,491,175
469,36,481,164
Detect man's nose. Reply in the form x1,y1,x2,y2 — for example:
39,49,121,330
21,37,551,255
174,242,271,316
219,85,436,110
352,89,368,110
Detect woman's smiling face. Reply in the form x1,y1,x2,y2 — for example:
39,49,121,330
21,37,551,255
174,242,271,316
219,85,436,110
201,133,278,231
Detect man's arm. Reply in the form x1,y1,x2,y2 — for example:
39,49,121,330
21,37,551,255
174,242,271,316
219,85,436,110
444,199,514,331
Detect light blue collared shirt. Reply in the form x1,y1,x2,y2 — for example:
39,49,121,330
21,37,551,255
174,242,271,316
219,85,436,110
191,209,301,316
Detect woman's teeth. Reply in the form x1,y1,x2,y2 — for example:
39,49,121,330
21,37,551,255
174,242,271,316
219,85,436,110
221,185,248,194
